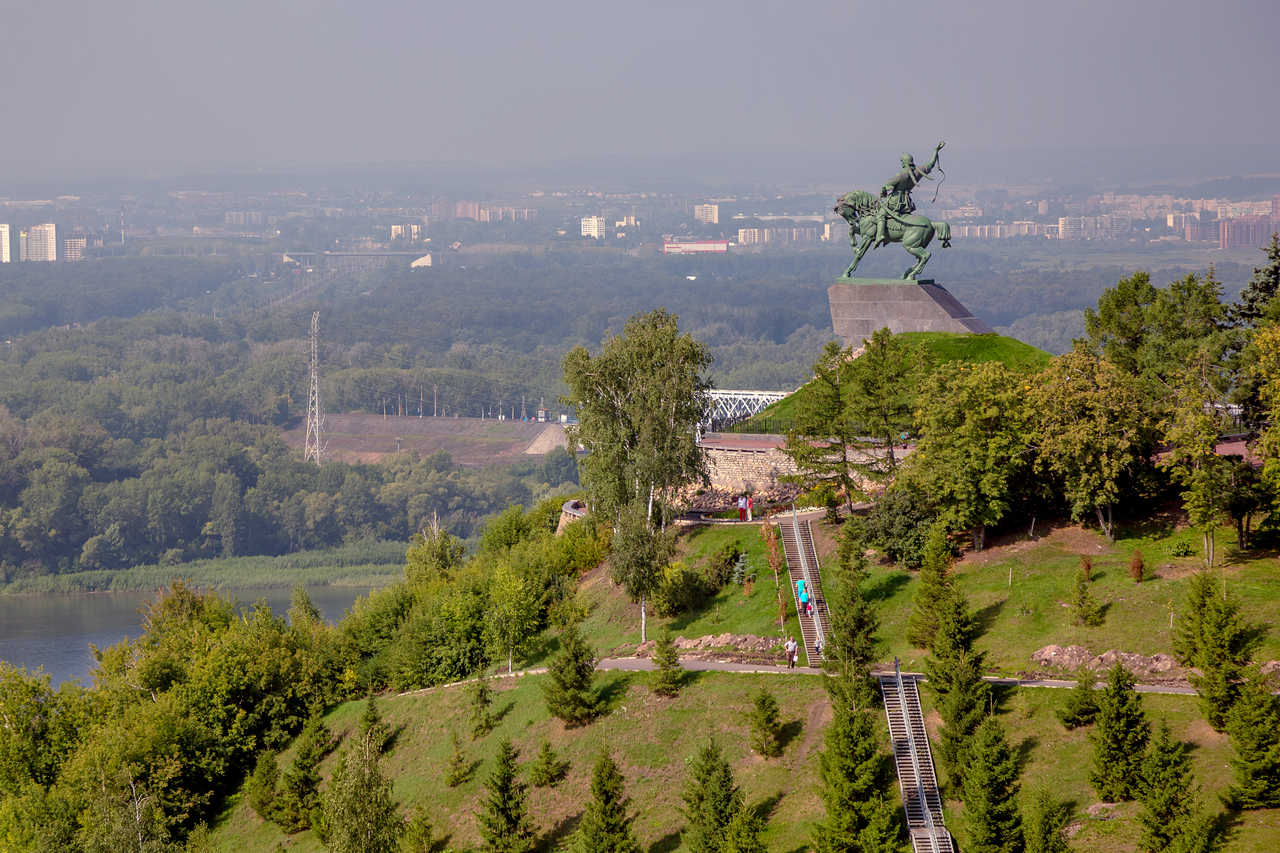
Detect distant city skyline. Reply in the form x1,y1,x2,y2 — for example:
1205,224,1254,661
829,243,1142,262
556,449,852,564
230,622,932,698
1,1,1277,185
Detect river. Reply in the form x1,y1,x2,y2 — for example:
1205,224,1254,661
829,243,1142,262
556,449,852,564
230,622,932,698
0,586,374,687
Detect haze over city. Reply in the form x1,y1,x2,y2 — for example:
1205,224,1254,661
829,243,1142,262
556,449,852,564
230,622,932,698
2,0,1278,189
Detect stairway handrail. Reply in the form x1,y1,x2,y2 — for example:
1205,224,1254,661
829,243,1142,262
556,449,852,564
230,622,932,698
895,658,939,853
789,506,825,649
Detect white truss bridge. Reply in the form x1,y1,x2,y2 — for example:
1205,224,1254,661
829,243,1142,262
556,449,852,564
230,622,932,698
703,389,790,428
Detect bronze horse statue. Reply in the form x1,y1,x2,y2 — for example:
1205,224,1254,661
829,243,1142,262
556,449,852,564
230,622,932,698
834,190,952,280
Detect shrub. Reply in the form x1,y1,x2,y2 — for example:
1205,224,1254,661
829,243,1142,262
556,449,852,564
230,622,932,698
1129,549,1144,584
445,731,470,787
864,482,937,569
703,543,743,589
653,561,709,617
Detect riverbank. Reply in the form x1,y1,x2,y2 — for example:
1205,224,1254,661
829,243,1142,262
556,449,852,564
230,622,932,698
0,540,407,594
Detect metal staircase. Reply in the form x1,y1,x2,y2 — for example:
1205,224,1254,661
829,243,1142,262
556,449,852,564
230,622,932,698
880,660,953,853
776,510,830,667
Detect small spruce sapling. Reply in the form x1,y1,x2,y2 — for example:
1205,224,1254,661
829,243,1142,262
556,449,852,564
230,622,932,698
650,630,683,698
574,751,641,853
747,686,783,758
446,730,470,788
470,671,494,738
359,694,390,754
1070,568,1104,627
404,804,435,853
529,740,570,788
1056,676,1100,729
247,752,280,819
1022,784,1069,853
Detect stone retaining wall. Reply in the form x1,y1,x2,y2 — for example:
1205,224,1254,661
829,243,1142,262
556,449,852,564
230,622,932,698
705,445,797,492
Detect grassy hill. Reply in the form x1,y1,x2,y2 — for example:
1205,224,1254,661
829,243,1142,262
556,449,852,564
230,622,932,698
739,332,1051,428
205,515,1280,852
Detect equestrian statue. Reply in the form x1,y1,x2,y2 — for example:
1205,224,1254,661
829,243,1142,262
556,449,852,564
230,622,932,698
835,141,951,280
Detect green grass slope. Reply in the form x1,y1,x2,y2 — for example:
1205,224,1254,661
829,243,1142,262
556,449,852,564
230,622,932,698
741,332,1051,428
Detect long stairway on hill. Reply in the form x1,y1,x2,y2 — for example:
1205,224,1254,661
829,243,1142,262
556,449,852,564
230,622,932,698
776,511,830,667
880,661,954,853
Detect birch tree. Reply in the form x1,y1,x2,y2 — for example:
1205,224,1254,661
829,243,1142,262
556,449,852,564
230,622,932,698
561,309,711,642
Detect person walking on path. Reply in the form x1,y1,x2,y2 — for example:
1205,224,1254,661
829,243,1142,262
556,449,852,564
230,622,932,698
737,495,747,521
784,637,798,669
746,494,753,521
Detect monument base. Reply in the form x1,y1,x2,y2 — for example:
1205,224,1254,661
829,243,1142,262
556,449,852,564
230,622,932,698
828,279,995,347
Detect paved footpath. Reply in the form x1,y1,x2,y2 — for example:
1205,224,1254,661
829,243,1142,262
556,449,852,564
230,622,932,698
395,657,1198,699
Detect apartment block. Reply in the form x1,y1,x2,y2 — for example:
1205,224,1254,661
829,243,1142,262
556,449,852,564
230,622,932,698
581,216,607,239
0,224,8,263
694,204,719,225
24,223,57,261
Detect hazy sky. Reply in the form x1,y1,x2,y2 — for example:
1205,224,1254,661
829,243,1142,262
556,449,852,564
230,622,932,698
3,0,1277,183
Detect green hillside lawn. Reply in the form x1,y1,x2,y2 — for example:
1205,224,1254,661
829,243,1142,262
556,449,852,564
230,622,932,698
827,518,1280,675
208,669,1279,852
745,332,1051,427
571,523,814,666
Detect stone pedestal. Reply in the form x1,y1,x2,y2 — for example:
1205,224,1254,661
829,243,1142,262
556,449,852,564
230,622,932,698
828,278,995,346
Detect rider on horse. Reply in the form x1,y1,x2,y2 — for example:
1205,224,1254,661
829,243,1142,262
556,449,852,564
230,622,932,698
874,141,945,248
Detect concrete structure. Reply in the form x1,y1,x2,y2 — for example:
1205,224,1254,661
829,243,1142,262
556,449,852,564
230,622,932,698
694,203,719,224
663,239,728,254
828,280,995,346
24,223,56,261
0,224,8,263
581,216,607,239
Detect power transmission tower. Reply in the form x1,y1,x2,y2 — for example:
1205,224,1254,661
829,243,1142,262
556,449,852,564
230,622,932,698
303,311,326,466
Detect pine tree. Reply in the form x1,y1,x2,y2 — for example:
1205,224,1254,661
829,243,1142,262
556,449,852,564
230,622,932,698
1070,567,1104,627
272,714,335,832
323,738,403,853
926,591,991,793
445,730,470,788
404,804,435,853
681,740,743,853
543,623,597,726
529,739,570,788
471,670,494,738
1138,719,1200,853
812,706,900,853
478,737,536,853
1055,676,1100,729
1089,662,1150,801
1233,230,1280,324
1224,667,1280,809
1022,784,1068,853
962,717,1022,853
824,519,881,710
247,751,280,819
906,523,954,649
360,694,390,753
651,630,683,698
1172,573,1258,730
574,751,641,853
720,806,767,853
747,686,782,758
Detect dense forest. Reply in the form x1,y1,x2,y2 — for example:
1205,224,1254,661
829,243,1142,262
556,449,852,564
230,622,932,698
0,243,1260,583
